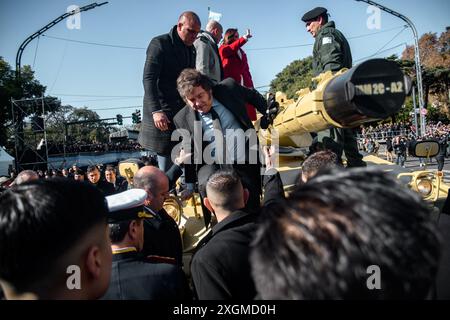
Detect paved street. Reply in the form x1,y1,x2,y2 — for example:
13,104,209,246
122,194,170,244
365,145,450,184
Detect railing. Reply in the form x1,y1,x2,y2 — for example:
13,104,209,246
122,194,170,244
357,129,412,141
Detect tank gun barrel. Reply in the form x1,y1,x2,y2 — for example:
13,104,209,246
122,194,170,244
268,59,408,147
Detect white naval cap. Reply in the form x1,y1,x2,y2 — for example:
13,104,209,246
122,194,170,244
106,189,150,223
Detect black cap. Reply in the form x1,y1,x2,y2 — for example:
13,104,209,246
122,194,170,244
106,189,151,223
301,7,327,22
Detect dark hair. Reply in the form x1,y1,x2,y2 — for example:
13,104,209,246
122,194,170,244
223,28,238,45
205,170,243,211
0,179,108,294
251,168,441,299
109,221,132,243
105,165,116,173
74,168,85,176
177,68,214,102
87,165,100,174
301,150,338,181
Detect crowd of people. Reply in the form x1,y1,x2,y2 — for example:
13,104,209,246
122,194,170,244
357,121,450,170
46,141,144,156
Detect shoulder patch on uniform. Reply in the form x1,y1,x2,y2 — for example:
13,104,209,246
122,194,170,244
322,37,333,45
145,255,176,264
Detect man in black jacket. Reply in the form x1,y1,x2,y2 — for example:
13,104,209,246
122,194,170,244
102,189,190,300
87,165,116,196
173,68,273,226
191,166,284,300
133,165,183,266
139,11,201,172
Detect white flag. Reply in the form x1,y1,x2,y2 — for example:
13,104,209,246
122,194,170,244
37,138,45,150
208,10,222,22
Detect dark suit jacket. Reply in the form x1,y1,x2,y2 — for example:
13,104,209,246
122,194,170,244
139,26,196,155
101,251,191,300
142,207,183,266
190,170,284,300
92,179,115,196
113,176,128,193
172,78,267,187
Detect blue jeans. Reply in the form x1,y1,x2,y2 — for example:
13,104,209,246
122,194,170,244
157,154,174,173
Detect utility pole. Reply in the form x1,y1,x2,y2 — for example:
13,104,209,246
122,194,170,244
356,0,426,136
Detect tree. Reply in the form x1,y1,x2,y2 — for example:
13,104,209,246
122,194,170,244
66,107,110,144
270,56,314,99
401,29,450,120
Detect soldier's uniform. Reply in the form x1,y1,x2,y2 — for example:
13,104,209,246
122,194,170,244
302,7,366,167
101,189,191,300
102,249,191,300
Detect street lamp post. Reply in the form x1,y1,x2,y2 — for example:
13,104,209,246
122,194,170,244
356,0,426,136
15,2,108,79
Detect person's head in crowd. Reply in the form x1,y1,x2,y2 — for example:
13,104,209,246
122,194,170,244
223,28,239,45
104,166,117,185
177,68,214,114
52,169,63,178
251,168,441,299
177,11,201,46
14,170,39,185
203,170,249,222
44,171,52,179
62,168,69,178
301,150,338,183
0,179,112,299
107,189,149,252
74,169,85,182
72,164,78,172
87,165,101,184
140,156,157,167
205,19,223,44
133,166,169,213
37,170,44,179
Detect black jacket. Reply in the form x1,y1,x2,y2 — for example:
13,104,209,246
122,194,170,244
101,251,191,300
190,170,284,300
139,26,196,155
92,179,116,196
112,176,129,193
142,207,183,266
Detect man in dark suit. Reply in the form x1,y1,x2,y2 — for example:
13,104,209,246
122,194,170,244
191,166,284,299
139,11,201,172
133,165,183,266
173,68,273,225
105,165,128,193
86,165,116,196
102,189,190,300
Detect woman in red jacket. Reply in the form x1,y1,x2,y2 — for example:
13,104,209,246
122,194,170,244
219,28,257,120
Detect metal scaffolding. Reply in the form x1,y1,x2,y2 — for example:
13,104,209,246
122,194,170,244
11,97,49,171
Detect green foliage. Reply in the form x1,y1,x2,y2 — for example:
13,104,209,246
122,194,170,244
270,56,313,99
66,107,110,143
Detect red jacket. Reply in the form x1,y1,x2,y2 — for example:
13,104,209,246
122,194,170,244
219,37,256,120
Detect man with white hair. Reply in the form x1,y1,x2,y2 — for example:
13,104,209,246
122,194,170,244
14,170,39,185
194,19,224,83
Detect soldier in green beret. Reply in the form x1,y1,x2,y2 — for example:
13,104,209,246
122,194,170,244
302,7,366,167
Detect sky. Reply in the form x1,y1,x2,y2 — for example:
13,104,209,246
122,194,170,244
0,0,449,125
